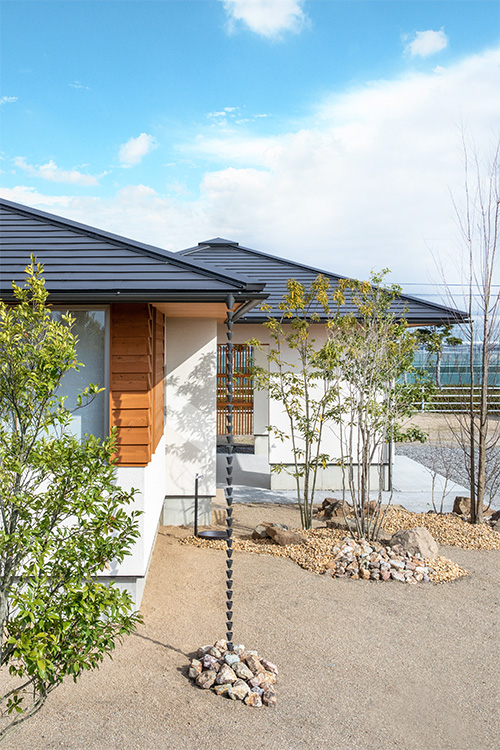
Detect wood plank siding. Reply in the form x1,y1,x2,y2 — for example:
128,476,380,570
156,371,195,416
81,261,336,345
217,344,254,436
110,303,165,466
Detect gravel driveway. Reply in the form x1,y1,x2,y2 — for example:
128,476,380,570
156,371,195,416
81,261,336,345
2,502,499,750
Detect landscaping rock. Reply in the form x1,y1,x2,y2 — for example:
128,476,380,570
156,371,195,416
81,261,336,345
261,659,278,675
262,689,277,707
244,691,263,707
213,683,231,696
195,670,217,689
246,654,264,674
188,659,203,680
202,654,220,671
228,679,251,701
453,496,471,515
388,527,439,558
224,652,240,666
266,526,306,546
189,639,278,707
251,524,271,540
216,664,237,684
233,661,254,681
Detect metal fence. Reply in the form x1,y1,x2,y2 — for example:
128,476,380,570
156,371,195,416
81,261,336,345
414,386,500,414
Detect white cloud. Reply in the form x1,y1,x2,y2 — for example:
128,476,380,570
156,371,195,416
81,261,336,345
223,0,307,38
405,28,449,58
13,157,100,186
0,96,18,105
3,48,500,287
69,81,89,90
118,133,158,167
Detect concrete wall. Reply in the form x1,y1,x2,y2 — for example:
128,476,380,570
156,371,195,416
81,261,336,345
163,318,217,525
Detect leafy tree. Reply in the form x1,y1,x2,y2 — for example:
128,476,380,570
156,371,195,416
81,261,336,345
249,276,342,530
415,325,462,388
0,261,141,739
326,272,427,540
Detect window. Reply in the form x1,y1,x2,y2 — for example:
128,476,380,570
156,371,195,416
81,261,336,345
53,308,109,440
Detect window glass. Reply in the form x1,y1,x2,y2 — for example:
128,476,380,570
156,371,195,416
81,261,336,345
53,310,107,439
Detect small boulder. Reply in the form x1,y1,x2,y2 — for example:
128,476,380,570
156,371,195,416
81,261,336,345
490,509,500,523
266,526,306,546
252,524,271,540
388,528,439,559
453,496,471,515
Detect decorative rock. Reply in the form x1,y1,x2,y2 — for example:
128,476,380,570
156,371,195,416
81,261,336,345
266,526,306,546
202,654,220,671
252,523,271,540
380,569,391,581
195,670,217,689
190,640,278,707
249,672,267,688
262,670,277,684
261,659,278,675
359,567,371,580
228,679,251,701
453,496,471,515
188,659,203,680
246,654,264,674
390,559,405,571
244,691,263,707
233,661,254,681
262,689,277,707
391,571,406,583
214,683,231,696
216,664,237,684
389,528,439,558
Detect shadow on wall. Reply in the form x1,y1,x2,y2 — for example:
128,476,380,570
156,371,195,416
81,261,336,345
165,350,216,496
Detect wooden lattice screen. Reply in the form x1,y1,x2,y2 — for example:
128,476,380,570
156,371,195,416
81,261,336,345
217,344,254,435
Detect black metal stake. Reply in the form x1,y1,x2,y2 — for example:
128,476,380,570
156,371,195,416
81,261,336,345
225,294,235,651
194,473,200,537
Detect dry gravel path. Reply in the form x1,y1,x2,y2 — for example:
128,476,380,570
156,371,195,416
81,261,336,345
3,502,500,750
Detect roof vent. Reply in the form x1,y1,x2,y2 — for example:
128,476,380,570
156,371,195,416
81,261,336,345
198,238,239,247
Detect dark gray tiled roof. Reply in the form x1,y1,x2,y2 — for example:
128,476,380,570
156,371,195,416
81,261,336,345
0,201,265,304
179,239,467,325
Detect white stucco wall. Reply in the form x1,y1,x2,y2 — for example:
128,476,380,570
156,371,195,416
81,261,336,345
163,317,217,524
107,434,167,606
217,322,390,491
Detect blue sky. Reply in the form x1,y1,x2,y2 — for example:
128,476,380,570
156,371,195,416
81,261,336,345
1,1,500,282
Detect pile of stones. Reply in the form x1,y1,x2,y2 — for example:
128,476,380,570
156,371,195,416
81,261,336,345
188,639,278,707
323,537,434,583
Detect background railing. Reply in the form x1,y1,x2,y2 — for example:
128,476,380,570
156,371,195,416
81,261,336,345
414,385,500,414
